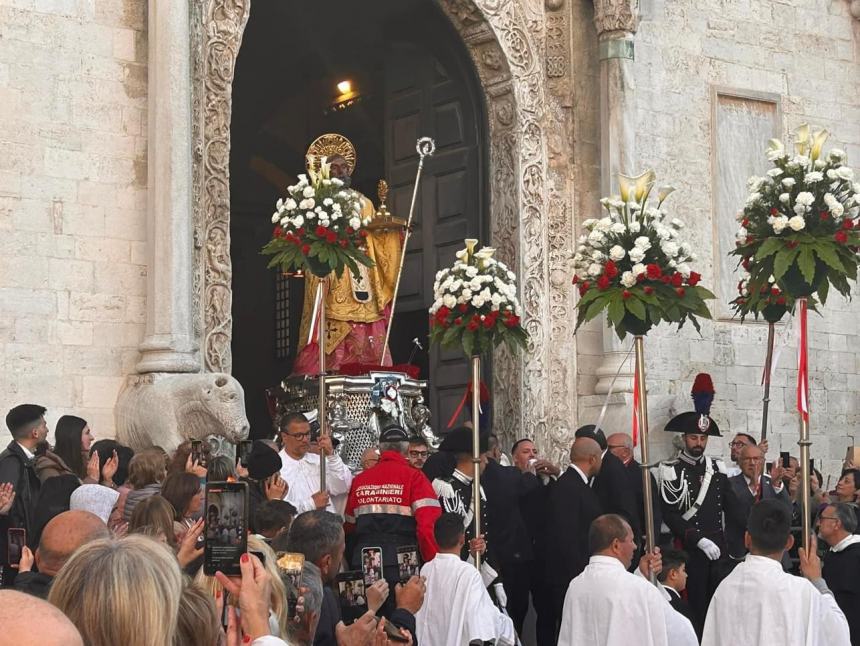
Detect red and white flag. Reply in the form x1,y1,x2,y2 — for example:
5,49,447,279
632,369,640,447
796,299,809,421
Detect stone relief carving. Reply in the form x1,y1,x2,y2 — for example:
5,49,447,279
593,0,639,35
116,372,250,452
196,0,251,374
194,0,576,459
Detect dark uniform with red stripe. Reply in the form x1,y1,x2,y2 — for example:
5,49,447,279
344,450,441,613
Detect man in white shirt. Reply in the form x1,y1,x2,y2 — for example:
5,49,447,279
416,512,516,646
558,513,698,646
702,498,851,646
278,412,352,515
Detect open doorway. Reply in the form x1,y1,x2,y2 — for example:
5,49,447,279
229,0,488,437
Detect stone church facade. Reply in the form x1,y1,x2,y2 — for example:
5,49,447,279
1,0,858,476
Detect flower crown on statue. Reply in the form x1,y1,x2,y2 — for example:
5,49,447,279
261,155,374,278
572,170,714,339
730,125,860,321
429,239,528,357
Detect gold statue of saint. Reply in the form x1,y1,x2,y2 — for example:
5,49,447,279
293,134,404,374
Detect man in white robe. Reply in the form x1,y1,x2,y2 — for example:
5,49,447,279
416,512,516,646
558,514,698,646
702,498,850,646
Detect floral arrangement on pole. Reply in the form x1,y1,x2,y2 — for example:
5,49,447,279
730,125,860,316
429,239,528,356
261,156,373,278
572,171,714,339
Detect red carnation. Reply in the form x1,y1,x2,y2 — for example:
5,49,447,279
346,226,354,235
436,306,451,321
273,226,282,238
742,218,750,228
596,275,611,290
301,244,311,255
454,317,462,325
741,257,750,270
676,287,686,297
820,211,830,221
661,275,672,284
325,231,337,244
622,290,632,300
770,286,780,296
646,264,662,279
315,225,327,237
483,317,495,329
458,304,468,313
504,315,520,328
643,286,654,295
296,227,305,237
769,208,778,216
359,230,369,238
776,296,786,305
687,271,701,286
835,230,848,244
467,321,480,332
842,219,854,230
604,260,619,279
670,273,683,287
579,282,590,296
572,275,580,284
339,239,348,248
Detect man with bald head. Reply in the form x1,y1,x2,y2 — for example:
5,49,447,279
13,510,110,598
541,437,604,642
724,443,789,564
0,590,83,645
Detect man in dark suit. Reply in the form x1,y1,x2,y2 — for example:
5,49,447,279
482,447,538,634
607,432,662,556
543,436,604,642
0,404,48,584
724,443,791,566
657,548,701,640
576,425,639,541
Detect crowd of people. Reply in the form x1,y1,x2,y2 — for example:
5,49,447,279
0,370,858,645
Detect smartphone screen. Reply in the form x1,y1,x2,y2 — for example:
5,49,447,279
203,481,248,576
191,440,203,467
336,570,368,624
7,528,25,566
766,462,773,472
781,451,791,469
237,440,254,467
361,546,383,586
396,545,420,583
276,552,304,618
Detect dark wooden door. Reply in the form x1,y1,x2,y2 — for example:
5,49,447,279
384,39,487,430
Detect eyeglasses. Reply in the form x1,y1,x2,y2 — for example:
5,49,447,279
818,516,840,522
729,441,750,448
285,431,311,440
408,450,429,458
607,445,627,450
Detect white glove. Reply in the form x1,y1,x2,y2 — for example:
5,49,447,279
697,537,721,560
493,582,508,609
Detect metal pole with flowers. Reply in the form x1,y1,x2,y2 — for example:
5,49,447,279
730,125,860,550
429,239,528,569
572,171,715,568
262,156,375,487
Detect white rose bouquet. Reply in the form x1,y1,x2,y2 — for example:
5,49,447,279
261,156,373,278
730,124,860,319
572,171,714,339
429,239,528,356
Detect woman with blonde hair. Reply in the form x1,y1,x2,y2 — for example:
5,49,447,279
175,576,220,646
248,534,290,638
48,535,183,646
128,494,178,549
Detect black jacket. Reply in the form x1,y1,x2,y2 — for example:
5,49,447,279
624,459,662,545
724,473,791,560
594,452,640,541
313,584,418,645
481,460,540,565
0,441,41,555
13,571,53,599
661,456,727,550
543,466,603,586
823,541,860,646
663,585,701,640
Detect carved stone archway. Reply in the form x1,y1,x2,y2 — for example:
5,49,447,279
190,0,576,458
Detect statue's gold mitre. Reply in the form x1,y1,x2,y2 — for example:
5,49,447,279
305,133,356,175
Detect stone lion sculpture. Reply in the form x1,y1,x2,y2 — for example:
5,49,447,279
115,372,250,452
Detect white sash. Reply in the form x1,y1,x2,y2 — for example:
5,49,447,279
681,457,714,521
